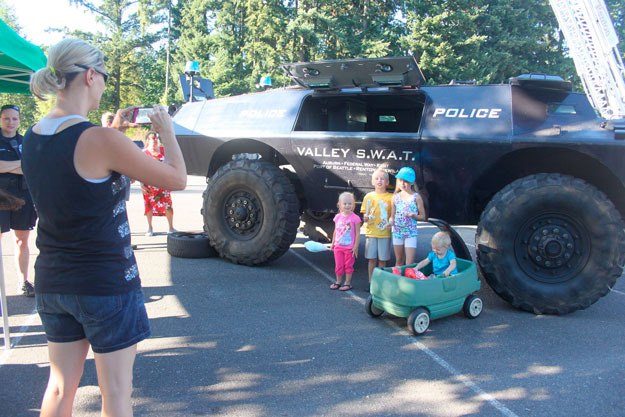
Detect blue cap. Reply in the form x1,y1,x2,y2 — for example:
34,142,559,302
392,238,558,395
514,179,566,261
396,167,416,183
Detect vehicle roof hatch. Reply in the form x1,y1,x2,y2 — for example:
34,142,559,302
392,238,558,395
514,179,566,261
282,56,425,90
509,73,572,91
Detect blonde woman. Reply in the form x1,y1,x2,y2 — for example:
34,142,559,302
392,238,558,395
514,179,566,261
22,38,186,417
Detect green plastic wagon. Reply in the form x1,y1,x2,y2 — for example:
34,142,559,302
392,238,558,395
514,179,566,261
365,258,483,335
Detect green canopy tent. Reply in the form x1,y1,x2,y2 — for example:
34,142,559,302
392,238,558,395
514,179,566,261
0,18,47,95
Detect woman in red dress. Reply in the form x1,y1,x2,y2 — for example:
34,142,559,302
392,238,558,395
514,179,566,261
142,131,175,235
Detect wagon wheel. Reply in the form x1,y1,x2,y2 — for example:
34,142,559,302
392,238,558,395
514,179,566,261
407,308,430,336
463,294,483,319
365,295,384,317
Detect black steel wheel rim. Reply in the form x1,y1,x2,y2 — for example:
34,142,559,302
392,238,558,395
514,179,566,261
514,213,590,283
223,189,262,238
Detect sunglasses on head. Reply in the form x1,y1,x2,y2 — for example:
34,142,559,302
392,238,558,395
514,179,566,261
1,105,20,113
75,64,109,84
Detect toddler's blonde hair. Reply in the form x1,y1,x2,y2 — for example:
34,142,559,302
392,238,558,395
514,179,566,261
432,231,452,249
371,168,389,182
337,191,355,206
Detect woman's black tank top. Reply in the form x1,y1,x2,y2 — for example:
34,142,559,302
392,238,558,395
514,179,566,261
22,121,140,295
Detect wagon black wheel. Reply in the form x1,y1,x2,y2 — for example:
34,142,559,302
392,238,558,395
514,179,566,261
476,174,625,314
167,232,217,259
407,308,430,335
365,295,384,317
203,160,300,265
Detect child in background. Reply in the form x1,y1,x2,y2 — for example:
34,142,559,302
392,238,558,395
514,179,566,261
414,231,458,277
330,192,361,291
361,169,393,284
389,167,426,266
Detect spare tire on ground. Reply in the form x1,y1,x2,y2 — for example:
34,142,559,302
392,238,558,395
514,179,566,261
167,231,217,258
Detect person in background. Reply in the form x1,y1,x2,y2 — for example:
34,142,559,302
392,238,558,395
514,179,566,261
23,38,186,417
330,191,361,291
361,168,393,285
100,111,114,128
141,131,176,236
389,167,426,267
0,104,38,297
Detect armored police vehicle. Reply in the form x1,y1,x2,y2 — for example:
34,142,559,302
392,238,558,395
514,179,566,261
173,56,625,315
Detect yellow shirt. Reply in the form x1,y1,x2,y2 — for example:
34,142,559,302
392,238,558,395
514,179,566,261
361,191,393,238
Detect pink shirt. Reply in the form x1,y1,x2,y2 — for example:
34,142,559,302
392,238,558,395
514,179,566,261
333,212,361,250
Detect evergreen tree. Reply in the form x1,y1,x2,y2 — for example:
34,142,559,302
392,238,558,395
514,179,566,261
70,0,169,110
401,0,575,85
318,0,405,58
209,1,251,96
604,0,624,59
242,0,289,89
284,1,332,62
175,0,216,100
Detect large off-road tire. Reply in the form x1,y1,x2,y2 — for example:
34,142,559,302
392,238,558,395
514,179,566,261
202,160,300,265
476,174,625,315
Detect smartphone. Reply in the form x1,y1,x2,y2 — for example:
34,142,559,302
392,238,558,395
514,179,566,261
132,107,152,124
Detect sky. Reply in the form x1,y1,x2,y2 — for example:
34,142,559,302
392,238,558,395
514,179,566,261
4,0,101,46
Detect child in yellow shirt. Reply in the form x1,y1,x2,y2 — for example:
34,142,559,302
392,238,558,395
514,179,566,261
361,169,393,284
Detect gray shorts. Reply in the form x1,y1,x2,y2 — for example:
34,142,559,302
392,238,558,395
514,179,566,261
365,237,391,261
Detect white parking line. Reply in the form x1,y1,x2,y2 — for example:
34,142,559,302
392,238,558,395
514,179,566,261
609,286,625,296
0,306,39,366
290,248,520,417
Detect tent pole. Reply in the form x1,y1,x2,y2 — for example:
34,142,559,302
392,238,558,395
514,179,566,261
0,240,10,349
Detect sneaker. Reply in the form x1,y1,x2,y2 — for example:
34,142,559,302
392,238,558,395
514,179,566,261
21,281,35,297
168,229,177,234
145,228,154,237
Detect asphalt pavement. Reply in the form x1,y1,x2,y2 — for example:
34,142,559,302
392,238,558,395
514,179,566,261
1,175,624,417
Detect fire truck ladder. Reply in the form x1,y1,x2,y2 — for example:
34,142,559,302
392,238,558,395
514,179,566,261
549,0,625,119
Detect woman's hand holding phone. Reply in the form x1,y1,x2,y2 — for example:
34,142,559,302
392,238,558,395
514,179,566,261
111,107,139,132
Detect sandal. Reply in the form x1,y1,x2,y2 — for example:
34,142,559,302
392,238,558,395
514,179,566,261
339,284,353,291
330,283,341,290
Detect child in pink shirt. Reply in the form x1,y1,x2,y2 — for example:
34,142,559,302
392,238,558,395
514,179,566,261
330,192,361,291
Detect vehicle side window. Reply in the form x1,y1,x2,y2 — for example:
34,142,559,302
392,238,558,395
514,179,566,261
548,103,577,115
294,94,424,133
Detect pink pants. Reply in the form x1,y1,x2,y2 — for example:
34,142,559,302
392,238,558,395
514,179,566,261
334,246,355,276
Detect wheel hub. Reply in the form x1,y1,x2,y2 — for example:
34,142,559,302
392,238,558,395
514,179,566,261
225,192,261,236
516,215,589,283
527,225,574,268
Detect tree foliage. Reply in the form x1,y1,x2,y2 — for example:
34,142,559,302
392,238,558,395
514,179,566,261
2,0,624,116
401,0,577,85
69,0,169,112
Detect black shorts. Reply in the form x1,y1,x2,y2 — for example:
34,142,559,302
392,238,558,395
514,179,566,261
0,186,37,233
